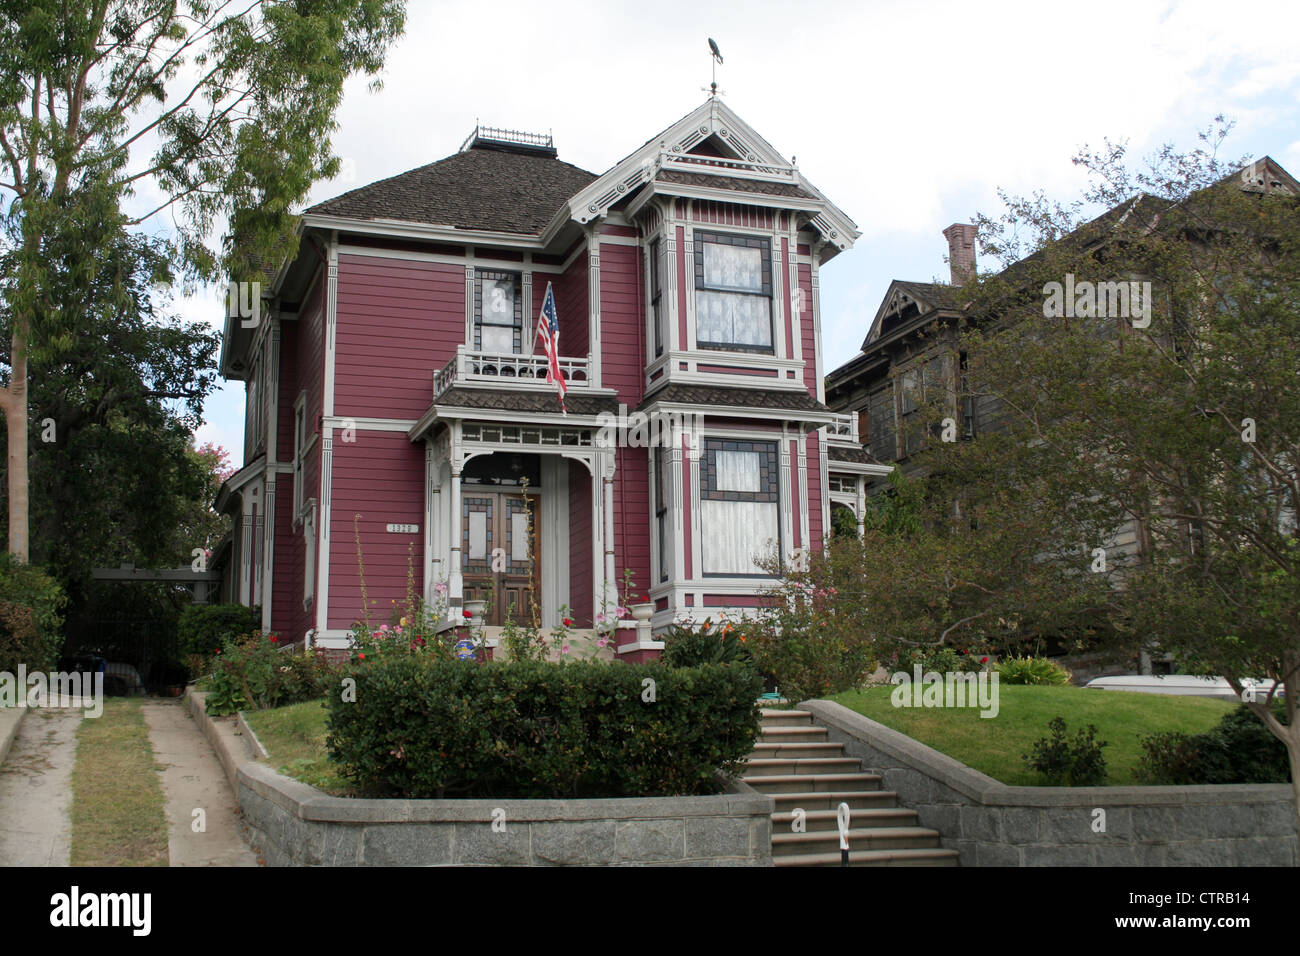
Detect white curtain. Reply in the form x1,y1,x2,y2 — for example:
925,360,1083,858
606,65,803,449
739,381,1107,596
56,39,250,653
702,501,778,575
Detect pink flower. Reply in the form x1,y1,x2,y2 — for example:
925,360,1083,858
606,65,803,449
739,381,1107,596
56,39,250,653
379,624,390,632
434,581,448,595
615,606,629,617
561,644,571,655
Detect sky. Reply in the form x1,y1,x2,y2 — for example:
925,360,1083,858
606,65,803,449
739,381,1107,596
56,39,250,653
178,0,1300,466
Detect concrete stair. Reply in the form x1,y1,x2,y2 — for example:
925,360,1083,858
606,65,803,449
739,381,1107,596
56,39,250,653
745,709,959,868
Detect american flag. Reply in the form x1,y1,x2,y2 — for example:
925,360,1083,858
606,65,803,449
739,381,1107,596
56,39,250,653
536,282,567,413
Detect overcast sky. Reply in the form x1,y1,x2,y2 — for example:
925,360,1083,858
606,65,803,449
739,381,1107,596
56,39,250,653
182,0,1300,465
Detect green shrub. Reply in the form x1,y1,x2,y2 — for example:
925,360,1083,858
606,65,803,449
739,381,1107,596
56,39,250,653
325,658,763,798
178,604,261,662
748,627,876,703
1138,702,1290,785
204,631,342,716
888,645,988,676
1024,716,1108,785
996,655,1072,685
661,618,751,668
0,554,66,673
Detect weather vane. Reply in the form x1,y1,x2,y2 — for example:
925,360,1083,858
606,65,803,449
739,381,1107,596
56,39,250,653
705,38,724,97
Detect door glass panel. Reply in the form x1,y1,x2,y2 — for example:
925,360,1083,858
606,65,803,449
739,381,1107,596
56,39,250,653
511,511,529,562
468,511,487,560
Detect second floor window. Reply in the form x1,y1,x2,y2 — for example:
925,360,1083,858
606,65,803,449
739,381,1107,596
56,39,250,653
694,231,773,352
650,238,664,358
867,385,896,461
475,270,522,353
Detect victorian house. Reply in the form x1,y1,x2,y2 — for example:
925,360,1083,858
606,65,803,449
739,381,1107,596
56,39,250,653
214,98,867,651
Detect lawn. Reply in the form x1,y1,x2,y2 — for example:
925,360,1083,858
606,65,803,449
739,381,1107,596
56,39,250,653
830,684,1237,786
243,699,351,795
70,698,169,866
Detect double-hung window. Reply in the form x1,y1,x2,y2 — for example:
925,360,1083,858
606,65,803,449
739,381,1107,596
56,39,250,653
700,439,780,575
475,270,523,354
650,238,664,358
899,354,948,457
292,394,307,518
866,385,896,461
654,446,670,582
693,232,773,352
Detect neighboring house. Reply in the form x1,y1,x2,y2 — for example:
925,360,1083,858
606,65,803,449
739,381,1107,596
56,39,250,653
215,98,866,649
825,158,1300,664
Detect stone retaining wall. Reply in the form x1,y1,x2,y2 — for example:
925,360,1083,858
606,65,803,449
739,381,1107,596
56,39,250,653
186,689,772,866
801,699,1298,867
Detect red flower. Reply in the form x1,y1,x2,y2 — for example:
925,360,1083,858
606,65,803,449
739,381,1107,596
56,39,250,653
981,656,989,664
358,652,366,661
462,609,472,619
214,648,221,655
269,635,277,643
563,618,574,627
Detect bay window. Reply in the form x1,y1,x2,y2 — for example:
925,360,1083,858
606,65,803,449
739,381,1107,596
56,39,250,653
700,439,780,575
693,232,773,352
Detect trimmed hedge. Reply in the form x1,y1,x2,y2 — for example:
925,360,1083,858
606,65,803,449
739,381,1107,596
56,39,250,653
325,658,763,799
178,603,260,659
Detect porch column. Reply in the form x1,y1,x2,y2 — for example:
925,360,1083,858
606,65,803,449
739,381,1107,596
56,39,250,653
239,494,253,607
448,459,463,614
589,447,616,623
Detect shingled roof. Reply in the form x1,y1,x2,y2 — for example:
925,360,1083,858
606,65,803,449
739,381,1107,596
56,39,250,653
640,383,830,415
307,145,598,235
435,387,620,417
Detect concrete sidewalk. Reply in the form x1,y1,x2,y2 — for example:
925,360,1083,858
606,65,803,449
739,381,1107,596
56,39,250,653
0,708,82,865
141,700,258,867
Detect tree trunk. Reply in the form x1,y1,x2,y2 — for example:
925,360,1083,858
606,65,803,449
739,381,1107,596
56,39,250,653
0,324,28,562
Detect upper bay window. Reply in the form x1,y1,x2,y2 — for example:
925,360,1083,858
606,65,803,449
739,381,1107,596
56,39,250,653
475,270,523,354
694,231,773,352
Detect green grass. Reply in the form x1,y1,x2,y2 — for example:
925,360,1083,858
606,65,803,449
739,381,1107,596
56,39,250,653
830,684,1237,786
70,698,169,866
243,699,351,795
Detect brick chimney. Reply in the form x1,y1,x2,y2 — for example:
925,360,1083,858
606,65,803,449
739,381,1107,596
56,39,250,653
942,223,977,286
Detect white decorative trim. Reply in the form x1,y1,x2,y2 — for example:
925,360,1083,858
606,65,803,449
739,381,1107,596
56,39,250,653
262,476,276,633
811,239,825,405
302,213,551,251
334,244,568,275
314,431,334,634
324,234,338,418
321,415,417,433
588,226,602,388
796,430,809,554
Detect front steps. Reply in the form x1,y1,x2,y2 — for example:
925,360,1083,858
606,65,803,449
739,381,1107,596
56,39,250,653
744,709,959,867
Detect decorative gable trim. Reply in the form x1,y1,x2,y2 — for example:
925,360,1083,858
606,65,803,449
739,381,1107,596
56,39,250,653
562,99,859,253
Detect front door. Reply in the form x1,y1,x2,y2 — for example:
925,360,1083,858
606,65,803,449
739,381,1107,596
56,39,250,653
461,490,541,625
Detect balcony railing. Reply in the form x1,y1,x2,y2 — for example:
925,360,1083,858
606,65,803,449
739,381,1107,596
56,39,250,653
825,412,860,446
433,346,592,400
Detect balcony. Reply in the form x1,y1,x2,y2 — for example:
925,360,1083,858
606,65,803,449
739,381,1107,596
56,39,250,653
825,412,860,447
433,345,592,400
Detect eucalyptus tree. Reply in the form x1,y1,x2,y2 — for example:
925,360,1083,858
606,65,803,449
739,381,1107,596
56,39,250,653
0,0,406,560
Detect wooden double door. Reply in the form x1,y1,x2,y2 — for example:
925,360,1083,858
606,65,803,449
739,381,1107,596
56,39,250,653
461,489,541,626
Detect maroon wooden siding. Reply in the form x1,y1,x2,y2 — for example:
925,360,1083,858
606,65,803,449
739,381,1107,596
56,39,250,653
799,263,816,396
599,241,643,406
556,252,588,361
326,431,425,631
805,431,823,548
613,445,650,604
334,254,465,421
269,482,302,640
568,459,592,626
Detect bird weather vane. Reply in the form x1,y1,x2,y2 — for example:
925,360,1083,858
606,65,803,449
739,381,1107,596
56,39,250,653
705,38,724,97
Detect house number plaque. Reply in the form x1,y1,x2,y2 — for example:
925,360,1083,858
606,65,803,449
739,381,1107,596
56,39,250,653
386,523,419,534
